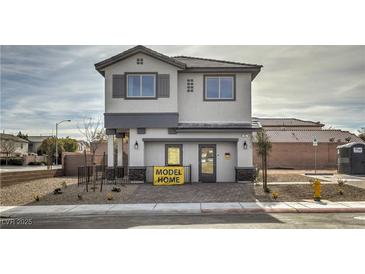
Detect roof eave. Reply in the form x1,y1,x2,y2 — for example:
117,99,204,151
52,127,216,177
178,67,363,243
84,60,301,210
180,66,262,79
94,45,186,75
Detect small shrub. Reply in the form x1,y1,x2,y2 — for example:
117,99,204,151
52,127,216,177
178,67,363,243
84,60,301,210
33,194,40,202
338,188,344,195
272,191,279,200
337,178,346,187
112,187,121,192
106,193,113,200
61,181,67,188
53,188,62,195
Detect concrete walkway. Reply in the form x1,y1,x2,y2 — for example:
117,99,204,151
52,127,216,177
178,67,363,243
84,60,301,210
1,201,365,217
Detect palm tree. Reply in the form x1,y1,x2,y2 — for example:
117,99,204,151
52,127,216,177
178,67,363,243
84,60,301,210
255,129,272,192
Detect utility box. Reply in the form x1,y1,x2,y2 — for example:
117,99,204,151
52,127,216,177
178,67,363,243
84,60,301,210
337,142,365,175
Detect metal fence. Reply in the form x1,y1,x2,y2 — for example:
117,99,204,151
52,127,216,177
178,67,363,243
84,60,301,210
77,165,192,191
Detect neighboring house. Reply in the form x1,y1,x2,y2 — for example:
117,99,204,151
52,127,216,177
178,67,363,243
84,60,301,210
95,45,262,182
252,118,364,169
27,135,52,154
254,117,324,130
0,133,29,157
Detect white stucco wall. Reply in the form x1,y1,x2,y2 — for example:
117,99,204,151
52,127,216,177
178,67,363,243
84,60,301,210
128,128,253,181
103,53,180,113
178,73,252,123
144,142,237,182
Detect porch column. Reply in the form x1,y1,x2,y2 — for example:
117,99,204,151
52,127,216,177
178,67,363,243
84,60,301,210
107,134,114,167
116,135,123,166
236,133,255,182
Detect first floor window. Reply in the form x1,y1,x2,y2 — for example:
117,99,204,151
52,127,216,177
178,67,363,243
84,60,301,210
205,76,234,100
166,144,183,166
127,74,156,98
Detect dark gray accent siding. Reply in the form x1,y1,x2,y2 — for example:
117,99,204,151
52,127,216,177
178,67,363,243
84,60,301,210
104,113,179,129
112,74,125,98
137,128,146,134
157,74,170,98
143,138,238,142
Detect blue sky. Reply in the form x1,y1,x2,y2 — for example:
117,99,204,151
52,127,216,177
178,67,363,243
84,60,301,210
1,45,364,139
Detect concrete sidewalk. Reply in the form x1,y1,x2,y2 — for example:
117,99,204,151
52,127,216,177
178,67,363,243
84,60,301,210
1,201,365,217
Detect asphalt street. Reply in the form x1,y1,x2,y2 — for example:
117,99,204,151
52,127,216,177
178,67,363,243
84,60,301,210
1,213,365,229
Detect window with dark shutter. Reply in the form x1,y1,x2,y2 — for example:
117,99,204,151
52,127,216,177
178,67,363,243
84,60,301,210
157,74,170,98
112,74,125,98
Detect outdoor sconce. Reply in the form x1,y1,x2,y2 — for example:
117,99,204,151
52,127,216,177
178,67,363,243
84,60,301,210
134,141,139,150
243,141,248,150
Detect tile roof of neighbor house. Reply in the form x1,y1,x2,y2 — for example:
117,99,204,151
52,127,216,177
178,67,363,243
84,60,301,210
0,133,29,143
254,117,324,127
178,121,261,130
256,129,364,143
95,45,262,79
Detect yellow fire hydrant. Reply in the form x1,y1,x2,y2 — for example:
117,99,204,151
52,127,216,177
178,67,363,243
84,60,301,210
313,179,321,201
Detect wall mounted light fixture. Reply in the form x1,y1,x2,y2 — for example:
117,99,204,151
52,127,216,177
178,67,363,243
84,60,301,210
243,141,248,150
134,141,139,150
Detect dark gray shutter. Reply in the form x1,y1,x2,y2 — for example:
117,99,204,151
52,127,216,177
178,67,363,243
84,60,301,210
157,74,170,98
112,74,125,98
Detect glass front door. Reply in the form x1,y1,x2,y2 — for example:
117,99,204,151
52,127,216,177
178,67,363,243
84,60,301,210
199,144,216,182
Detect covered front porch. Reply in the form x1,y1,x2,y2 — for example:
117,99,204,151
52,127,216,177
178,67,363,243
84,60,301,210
105,128,256,183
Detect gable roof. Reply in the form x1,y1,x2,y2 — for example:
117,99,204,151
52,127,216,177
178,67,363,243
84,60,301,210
95,45,186,75
95,46,263,79
254,117,324,128
174,56,262,79
0,133,29,143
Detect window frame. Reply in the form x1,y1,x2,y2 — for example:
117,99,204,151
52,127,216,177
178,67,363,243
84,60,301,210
125,72,157,99
165,144,183,166
203,75,236,101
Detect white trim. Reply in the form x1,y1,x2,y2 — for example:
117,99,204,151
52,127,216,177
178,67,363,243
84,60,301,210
205,76,234,100
126,74,156,98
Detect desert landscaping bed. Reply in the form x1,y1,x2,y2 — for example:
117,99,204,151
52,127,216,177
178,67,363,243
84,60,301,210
259,173,311,182
255,184,365,202
1,176,365,206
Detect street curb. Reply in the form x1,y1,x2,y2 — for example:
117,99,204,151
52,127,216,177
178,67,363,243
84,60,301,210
2,207,365,218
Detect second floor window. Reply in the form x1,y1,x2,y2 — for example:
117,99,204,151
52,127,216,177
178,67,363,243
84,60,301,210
127,74,156,98
205,76,234,100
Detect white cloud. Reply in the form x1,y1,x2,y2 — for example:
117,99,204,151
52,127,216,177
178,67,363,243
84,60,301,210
1,45,364,138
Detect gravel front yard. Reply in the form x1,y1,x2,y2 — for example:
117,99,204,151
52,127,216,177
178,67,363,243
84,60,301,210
255,184,365,202
1,177,365,206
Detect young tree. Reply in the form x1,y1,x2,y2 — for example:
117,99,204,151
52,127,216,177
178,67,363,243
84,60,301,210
60,137,78,152
17,131,28,141
78,117,106,165
255,129,272,193
38,137,64,167
0,139,16,165
78,117,106,191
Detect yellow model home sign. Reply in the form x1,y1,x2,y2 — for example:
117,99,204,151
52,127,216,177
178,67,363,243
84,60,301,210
153,166,185,186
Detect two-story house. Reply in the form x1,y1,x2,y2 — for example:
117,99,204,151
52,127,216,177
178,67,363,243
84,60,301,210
95,45,262,183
